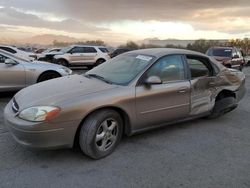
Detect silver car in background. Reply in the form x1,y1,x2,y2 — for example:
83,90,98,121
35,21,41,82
0,49,72,92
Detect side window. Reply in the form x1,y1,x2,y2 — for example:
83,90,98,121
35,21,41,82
0,47,17,54
99,48,109,53
146,55,185,83
187,56,211,79
0,54,8,63
83,47,97,53
70,47,84,53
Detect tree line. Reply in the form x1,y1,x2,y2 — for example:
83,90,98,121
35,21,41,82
120,39,250,55
53,40,106,47
53,38,250,55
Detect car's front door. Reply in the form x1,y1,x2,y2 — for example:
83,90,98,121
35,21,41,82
68,47,84,64
186,55,218,115
0,54,25,91
135,55,191,130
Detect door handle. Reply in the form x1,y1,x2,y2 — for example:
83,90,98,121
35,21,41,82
178,87,188,93
209,82,216,87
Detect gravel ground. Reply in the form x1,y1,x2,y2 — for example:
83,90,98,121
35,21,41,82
0,68,250,188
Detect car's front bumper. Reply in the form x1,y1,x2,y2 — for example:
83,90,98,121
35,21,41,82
4,100,79,149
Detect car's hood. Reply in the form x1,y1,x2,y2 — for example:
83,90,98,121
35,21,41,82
44,51,63,56
25,60,63,69
14,75,117,109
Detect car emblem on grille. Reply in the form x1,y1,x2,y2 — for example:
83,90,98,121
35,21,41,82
12,98,19,113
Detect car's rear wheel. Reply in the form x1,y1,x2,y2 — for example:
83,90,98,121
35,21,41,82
57,59,69,67
208,97,237,119
96,59,106,66
37,72,61,82
79,109,123,159
86,65,94,70
225,64,231,69
239,64,243,71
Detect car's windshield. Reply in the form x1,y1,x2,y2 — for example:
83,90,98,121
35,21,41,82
60,46,72,53
207,48,232,57
17,47,33,52
86,54,155,85
43,48,60,53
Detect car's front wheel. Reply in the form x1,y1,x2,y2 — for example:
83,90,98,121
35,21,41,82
79,109,123,159
37,72,61,82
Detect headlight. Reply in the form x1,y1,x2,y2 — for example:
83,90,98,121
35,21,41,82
60,67,72,74
18,106,60,122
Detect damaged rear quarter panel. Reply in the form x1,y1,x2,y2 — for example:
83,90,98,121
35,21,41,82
190,67,245,116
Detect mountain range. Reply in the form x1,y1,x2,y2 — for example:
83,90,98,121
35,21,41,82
0,34,228,47
0,34,81,46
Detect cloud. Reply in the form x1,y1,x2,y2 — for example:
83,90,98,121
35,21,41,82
1,0,250,41
2,0,250,22
0,6,108,34
53,0,250,22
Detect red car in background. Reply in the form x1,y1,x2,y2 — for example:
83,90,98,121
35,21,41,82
206,46,245,71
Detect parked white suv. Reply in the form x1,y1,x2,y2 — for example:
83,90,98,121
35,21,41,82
53,45,110,68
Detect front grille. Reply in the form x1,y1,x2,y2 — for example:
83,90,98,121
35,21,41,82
12,98,19,113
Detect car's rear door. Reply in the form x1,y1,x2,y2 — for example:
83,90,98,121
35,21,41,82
185,55,218,115
135,55,191,129
0,54,25,91
81,47,98,64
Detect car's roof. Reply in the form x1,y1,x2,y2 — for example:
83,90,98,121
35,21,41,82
71,45,106,48
0,49,13,56
0,45,16,49
127,48,207,58
0,49,30,62
209,46,236,49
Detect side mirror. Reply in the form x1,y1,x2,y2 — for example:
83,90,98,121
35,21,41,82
5,59,18,65
144,76,162,85
233,55,239,59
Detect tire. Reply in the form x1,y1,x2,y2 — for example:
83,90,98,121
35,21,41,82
86,65,94,70
208,97,237,119
96,59,106,66
225,64,232,69
79,109,123,159
239,64,243,71
57,59,69,67
37,72,61,82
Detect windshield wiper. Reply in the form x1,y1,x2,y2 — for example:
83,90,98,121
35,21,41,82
86,74,113,84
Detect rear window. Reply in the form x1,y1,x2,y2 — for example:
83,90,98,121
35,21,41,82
99,48,109,53
207,48,232,58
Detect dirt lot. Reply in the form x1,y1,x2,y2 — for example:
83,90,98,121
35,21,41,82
0,68,250,188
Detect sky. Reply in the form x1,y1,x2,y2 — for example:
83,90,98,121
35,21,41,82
0,0,250,44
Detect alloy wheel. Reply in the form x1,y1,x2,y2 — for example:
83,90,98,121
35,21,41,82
95,118,118,151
